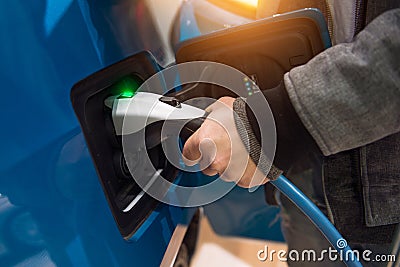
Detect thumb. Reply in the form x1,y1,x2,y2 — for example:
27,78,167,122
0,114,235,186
182,131,202,166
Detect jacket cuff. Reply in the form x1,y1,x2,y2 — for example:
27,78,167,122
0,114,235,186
233,97,282,181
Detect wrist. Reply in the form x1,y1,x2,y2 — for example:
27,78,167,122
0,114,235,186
244,82,322,172
233,97,282,180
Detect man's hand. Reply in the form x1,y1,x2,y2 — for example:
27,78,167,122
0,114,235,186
182,97,268,188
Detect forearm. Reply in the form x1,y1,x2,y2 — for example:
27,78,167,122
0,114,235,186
233,9,400,174
285,8,400,156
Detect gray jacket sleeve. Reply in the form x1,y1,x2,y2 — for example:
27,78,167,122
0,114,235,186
284,8,400,156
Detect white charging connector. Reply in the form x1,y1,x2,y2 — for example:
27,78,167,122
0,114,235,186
105,92,205,135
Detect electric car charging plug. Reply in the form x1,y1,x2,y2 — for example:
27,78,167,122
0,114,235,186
106,92,363,267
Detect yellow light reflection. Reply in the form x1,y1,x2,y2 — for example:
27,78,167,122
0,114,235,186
234,0,259,7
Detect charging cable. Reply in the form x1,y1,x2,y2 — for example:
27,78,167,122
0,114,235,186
271,175,363,267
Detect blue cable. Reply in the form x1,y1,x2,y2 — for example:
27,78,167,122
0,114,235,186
270,175,363,267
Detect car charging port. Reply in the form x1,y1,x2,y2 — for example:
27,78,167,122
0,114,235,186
71,52,166,240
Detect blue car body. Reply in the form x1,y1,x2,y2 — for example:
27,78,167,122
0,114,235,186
0,1,282,266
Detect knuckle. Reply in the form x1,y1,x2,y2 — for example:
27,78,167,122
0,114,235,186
212,158,226,173
237,178,251,188
219,96,233,105
219,96,231,102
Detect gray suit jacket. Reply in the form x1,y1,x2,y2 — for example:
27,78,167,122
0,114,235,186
285,7,400,244
234,4,400,244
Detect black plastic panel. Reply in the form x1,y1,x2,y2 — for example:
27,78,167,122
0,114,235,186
176,9,327,91
70,51,168,240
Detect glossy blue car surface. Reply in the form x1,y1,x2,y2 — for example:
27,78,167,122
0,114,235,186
0,1,282,266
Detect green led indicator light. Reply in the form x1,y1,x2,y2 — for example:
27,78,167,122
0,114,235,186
115,76,142,98
120,90,135,98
